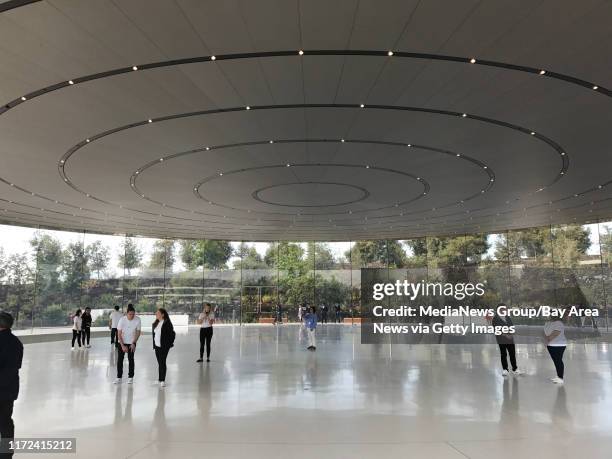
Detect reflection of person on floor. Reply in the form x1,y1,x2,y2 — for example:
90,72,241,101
304,306,318,351
499,378,519,428
492,304,523,377
197,303,214,363
0,312,23,459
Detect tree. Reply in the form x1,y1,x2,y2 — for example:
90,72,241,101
62,241,90,302
5,253,34,324
0,248,6,282
149,240,175,271
119,238,143,275
602,226,612,264
30,233,63,307
178,240,232,270
346,240,407,268
306,242,336,269
234,243,266,269
86,241,110,279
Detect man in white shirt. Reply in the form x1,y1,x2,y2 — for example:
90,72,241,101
109,305,123,348
114,304,141,384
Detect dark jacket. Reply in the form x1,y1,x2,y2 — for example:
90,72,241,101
492,314,515,344
0,329,24,401
152,320,175,350
81,313,92,329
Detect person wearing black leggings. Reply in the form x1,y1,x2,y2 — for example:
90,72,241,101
81,307,92,348
71,309,82,350
544,316,567,384
152,308,175,388
196,303,215,363
492,304,523,377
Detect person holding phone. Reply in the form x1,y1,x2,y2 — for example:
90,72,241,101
196,303,214,363
114,304,141,385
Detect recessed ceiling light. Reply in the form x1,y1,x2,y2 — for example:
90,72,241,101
298,50,304,55
560,171,565,175
246,106,251,110
539,70,545,75
387,51,394,56
269,140,274,144
205,147,210,151
490,179,494,182
365,165,370,168
359,103,365,108
530,131,535,135
593,85,598,90
68,80,74,85
60,160,64,164
135,171,139,174
210,56,216,61
341,138,345,142
598,185,603,189
481,190,485,193
461,113,467,117
286,164,291,167
21,96,26,101
132,66,138,71
560,152,566,155
148,119,152,123
219,172,223,176
86,139,90,143
470,58,476,64
456,153,460,157
407,144,411,147
159,158,164,162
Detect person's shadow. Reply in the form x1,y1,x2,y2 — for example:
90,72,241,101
152,388,168,439
551,386,572,431
499,378,519,427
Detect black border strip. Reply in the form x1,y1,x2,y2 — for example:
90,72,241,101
0,0,41,13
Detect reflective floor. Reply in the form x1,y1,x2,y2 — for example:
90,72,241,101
16,324,612,458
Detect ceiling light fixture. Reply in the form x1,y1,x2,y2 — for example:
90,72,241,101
387,51,394,56
461,113,467,117
360,103,365,108
68,80,74,85
132,66,138,71
20,96,26,101
210,56,216,61
470,58,476,64
246,106,251,110
148,119,153,123
539,70,545,75
593,85,598,90
298,50,304,55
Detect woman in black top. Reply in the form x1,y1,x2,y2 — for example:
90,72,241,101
152,308,175,387
492,304,523,377
81,307,92,348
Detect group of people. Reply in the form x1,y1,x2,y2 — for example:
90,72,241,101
70,307,93,349
492,303,568,384
297,304,345,324
105,303,215,388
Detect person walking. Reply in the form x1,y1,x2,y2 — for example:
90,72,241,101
152,308,175,388
81,307,92,348
544,313,567,384
492,304,523,377
0,311,24,459
109,305,123,348
114,304,141,385
71,309,82,350
196,303,215,363
304,306,318,351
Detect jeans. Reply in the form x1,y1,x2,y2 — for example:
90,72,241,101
199,327,213,359
117,345,135,378
154,346,170,382
71,330,81,347
498,343,517,371
0,400,14,458
547,346,566,379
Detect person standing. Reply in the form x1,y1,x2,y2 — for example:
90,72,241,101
196,303,214,363
114,304,141,385
152,308,175,388
544,313,567,384
321,304,328,324
297,305,303,323
304,306,318,351
109,305,123,348
71,309,82,350
0,312,23,459
81,307,92,348
275,303,283,325
492,304,523,377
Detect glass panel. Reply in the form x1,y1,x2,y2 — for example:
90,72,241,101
199,240,240,323
314,241,352,323
240,242,278,323
278,241,311,320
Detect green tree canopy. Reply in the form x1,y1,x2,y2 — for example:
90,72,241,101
149,240,175,271
86,240,110,279
178,240,232,270
119,238,143,275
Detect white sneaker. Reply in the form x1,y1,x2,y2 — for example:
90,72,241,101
71,347,75,351
551,377,564,384
127,378,134,385
113,378,121,384
502,369,509,377
512,369,523,376
160,381,166,388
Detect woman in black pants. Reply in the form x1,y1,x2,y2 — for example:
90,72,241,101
71,309,82,350
81,307,92,348
544,314,567,384
152,308,175,388
196,303,215,363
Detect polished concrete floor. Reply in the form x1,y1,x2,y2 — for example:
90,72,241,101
15,324,612,458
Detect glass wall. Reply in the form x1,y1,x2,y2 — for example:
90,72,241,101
0,220,610,329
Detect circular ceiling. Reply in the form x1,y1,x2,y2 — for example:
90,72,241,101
0,0,611,240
